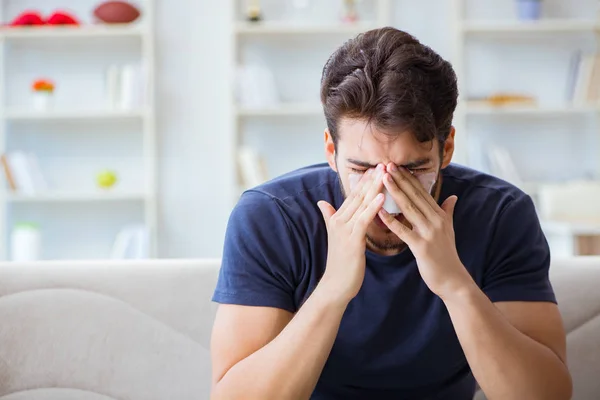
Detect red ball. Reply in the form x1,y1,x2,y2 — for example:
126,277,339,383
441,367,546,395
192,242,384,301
93,1,140,24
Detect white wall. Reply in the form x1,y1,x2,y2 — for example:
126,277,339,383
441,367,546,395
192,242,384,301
156,0,234,258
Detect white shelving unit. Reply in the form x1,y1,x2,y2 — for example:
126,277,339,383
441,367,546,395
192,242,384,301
451,0,600,182
0,1,157,260
452,0,600,256
231,0,393,204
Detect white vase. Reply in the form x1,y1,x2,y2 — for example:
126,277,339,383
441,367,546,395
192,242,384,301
10,222,41,262
32,91,53,111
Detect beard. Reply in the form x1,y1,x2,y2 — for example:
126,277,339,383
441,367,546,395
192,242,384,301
337,168,442,254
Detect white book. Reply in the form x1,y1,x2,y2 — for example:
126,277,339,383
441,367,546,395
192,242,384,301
238,147,269,188
8,151,36,195
573,53,596,105
26,153,49,192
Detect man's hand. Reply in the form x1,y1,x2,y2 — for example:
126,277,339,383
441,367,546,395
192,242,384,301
378,162,472,299
317,164,385,304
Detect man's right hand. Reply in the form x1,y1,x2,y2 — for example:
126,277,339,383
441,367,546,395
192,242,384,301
317,164,385,304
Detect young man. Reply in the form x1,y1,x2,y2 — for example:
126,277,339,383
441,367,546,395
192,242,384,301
210,27,572,399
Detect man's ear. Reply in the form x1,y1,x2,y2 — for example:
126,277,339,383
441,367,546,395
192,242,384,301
324,129,337,172
441,127,455,168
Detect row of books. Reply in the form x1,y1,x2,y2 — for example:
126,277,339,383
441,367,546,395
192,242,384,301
1,151,48,194
567,51,600,105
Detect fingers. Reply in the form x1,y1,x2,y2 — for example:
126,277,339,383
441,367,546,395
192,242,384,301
339,165,384,222
317,200,336,230
378,208,417,245
353,192,385,234
383,173,429,228
386,163,439,218
441,195,458,219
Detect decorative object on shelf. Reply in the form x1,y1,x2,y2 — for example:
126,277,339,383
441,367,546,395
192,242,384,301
287,0,312,23
96,169,118,189
235,62,279,108
10,222,42,262
9,10,80,26
45,11,80,26
341,0,359,23
469,93,537,108
516,0,542,21
244,0,262,22
9,11,44,26
31,78,55,111
93,1,141,24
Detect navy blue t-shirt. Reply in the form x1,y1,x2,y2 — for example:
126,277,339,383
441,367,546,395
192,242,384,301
212,163,556,400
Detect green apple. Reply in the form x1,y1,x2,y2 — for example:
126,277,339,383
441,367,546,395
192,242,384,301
96,170,118,189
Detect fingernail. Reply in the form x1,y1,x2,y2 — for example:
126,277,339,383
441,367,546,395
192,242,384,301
389,163,397,172
377,164,384,171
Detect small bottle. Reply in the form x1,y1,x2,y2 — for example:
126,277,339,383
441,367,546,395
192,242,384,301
10,222,41,262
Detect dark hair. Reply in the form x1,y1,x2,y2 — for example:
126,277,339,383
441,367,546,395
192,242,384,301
320,27,458,148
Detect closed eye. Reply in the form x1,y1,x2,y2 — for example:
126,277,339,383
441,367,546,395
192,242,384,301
350,167,367,173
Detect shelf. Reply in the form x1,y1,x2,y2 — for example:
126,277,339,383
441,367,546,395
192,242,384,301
461,19,598,34
235,21,379,35
236,102,323,117
0,24,145,39
464,103,598,116
6,191,147,203
4,108,148,122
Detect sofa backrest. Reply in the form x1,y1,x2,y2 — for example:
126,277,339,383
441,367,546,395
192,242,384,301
1,257,599,400
0,259,220,400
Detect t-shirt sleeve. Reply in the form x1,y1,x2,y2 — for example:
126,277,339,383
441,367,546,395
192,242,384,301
482,194,557,304
212,190,301,313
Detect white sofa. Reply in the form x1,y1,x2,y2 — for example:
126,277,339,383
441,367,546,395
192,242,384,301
0,257,598,400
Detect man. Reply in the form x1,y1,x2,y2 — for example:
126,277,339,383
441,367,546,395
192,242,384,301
210,27,572,399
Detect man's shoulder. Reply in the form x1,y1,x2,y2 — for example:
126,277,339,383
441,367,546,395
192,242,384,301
239,162,339,210
443,163,529,206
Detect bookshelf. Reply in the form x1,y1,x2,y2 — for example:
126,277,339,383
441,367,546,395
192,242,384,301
230,0,392,203
0,0,157,261
452,0,600,256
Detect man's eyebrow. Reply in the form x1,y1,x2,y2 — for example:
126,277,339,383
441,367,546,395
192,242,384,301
347,158,431,169
401,158,431,169
347,159,378,169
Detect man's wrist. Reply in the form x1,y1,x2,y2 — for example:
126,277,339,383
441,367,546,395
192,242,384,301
437,267,480,304
314,277,352,310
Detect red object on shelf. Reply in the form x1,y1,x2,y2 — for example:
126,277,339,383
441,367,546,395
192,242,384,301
10,11,45,26
93,1,141,24
46,11,80,26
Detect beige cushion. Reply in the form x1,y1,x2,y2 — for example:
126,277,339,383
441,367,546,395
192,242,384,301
0,259,220,400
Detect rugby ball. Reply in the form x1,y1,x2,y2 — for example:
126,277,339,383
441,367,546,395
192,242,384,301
93,1,140,24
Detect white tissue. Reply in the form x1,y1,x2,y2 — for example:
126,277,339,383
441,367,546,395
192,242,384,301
348,170,437,215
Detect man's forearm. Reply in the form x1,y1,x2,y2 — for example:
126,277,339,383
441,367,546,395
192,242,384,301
442,283,572,400
212,284,347,400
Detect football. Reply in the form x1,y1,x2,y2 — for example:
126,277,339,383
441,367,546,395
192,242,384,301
93,1,141,24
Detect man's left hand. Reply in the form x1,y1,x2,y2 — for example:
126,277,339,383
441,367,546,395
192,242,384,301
378,163,473,299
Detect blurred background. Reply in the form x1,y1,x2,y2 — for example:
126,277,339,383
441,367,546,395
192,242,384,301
0,0,599,261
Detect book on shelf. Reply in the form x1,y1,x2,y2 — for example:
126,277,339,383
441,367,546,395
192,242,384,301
237,146,269,189
0,151,48,195
568,51,600,105
110,224,149,259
